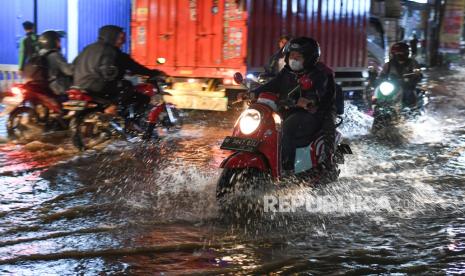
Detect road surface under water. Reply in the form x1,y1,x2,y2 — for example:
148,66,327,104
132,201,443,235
0,69,464,274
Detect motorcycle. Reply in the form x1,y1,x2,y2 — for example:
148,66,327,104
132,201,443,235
371,69,428,132
140,78,183,139
4,81,67,139
216,72,352,202
63,76,182,150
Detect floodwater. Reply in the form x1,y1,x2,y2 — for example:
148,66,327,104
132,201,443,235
0,69,464,275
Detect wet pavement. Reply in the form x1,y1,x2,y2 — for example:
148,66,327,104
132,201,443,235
0,69,464,274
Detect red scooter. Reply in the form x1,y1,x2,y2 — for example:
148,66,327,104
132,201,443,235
217,73,352,200
4,81,65,138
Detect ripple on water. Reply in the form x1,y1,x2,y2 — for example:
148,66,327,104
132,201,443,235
0,92,464,273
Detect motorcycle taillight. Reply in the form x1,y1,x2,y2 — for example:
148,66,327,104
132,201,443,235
135,83,155,97
67,89,92,102
2,85,25,104
11,86,23,96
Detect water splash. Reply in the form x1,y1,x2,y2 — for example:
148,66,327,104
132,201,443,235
339,102,373,138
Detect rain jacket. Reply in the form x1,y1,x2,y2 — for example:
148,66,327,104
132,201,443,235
252,62,337,156
73,25,163,94
72,25,122,93
379,58,421,85
40,49,73,95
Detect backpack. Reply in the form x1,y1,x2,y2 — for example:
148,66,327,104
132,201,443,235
22,50,55,82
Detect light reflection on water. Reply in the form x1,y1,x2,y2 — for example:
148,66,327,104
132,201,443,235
0,76,464,273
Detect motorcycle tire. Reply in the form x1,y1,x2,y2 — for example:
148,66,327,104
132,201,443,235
372,108,398,133
34,103,50,123
7,106,41,140
162,107,183,131
216,168,271,201
70,110,113,151
216,168,272,219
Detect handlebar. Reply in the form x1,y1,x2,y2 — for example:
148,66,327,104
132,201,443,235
402,72,421,78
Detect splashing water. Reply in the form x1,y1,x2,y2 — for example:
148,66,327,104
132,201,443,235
339,101,373,138
0,72,465,274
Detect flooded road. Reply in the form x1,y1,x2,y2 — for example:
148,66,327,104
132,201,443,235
0,70,465,274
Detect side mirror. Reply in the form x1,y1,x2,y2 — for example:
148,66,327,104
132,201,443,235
156,57,166,64
233,72,244,84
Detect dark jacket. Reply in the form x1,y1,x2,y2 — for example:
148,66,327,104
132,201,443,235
72,26,121,92
115,52,157,79
253,62,337,153
378,58,421,87
73,26,161,94
19,32,39,70
41,49,73,95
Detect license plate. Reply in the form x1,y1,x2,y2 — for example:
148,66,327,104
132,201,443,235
220,136,260,152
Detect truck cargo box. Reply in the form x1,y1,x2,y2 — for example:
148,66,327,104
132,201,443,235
131,0,370,110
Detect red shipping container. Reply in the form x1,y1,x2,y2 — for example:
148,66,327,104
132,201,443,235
132,0,369,76
131,0,370,110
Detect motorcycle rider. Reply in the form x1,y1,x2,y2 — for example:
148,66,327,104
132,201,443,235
264,35,290,76
378,42,422,106
73,25,165,115
38,30,74,97
251,37,336,175
18,21,39,73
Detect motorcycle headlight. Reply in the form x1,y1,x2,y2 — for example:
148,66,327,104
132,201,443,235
239,109,261,135
379,81,395,96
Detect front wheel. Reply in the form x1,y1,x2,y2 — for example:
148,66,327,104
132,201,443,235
216,168,273,219
372,107,399,133
162,106,183,131
7,107,42,139
216,168,271,202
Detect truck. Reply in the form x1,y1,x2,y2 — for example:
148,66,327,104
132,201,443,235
131,0,371,111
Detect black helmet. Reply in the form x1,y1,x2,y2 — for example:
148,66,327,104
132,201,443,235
38,30,64,50
284,37,321,68
390,42,410,62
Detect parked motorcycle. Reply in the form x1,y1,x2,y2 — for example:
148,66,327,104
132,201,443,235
4,81,66,139
371,69,428,132
216,73,352,202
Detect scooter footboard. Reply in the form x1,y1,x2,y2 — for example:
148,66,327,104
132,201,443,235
220,152,269,172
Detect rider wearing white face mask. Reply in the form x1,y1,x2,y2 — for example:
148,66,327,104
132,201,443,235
252,37,337,174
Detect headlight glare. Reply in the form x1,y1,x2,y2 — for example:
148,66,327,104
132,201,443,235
379,81,395,96
239,109,261,135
